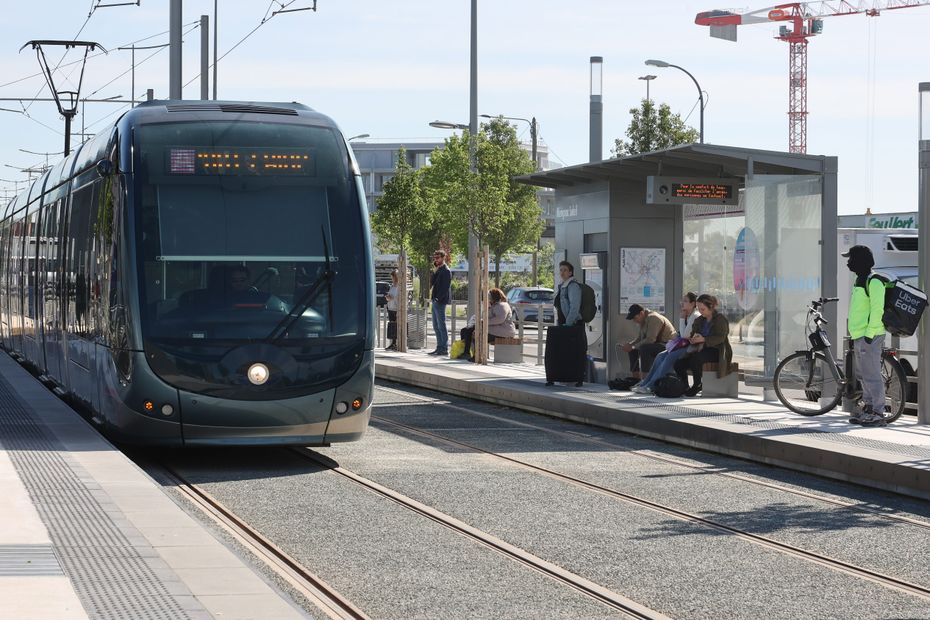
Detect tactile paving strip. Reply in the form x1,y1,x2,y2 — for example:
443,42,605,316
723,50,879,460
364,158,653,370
0,544,63,576
0,375,194,620
510,378,930,460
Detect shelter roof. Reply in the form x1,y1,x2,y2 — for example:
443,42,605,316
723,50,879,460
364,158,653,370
515,143,833,189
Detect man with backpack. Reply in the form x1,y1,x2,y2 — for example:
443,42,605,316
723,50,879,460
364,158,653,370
843,245,887,427
546,261,595,386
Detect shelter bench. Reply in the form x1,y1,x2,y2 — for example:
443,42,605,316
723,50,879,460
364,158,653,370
700,362,740,398
492,337,523,363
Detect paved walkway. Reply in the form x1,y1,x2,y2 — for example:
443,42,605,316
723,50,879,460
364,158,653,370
0,353,307,620
375,348,930,500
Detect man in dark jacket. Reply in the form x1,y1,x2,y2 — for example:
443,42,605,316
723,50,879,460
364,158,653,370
429,250,452,355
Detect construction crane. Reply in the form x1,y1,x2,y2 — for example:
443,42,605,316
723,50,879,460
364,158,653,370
696,1,930,154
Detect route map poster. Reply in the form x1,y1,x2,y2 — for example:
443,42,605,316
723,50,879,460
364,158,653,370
619,247,666,313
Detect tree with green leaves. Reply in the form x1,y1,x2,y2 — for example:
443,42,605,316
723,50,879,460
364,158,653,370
613,99,700,157
370,147,431,257
481,117,543,287
422,119,543,287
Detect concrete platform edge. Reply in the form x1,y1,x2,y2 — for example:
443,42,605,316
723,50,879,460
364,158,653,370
376,360,930,502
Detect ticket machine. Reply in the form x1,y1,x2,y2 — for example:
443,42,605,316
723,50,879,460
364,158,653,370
579,252,608,361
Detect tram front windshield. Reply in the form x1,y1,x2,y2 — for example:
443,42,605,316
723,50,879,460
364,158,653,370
135,121,366,347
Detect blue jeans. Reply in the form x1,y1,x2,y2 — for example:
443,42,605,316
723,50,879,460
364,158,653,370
640,347,688,389
431,301,448,352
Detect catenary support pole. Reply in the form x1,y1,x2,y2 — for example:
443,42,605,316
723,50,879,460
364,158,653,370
469,0,484,359
213,0,218,100
200,15,209,100
918,82,930,424
169,0,183,99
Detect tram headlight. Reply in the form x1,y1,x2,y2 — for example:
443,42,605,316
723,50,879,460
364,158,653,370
161,404,174,417
247,363,270,385
335,401,349,414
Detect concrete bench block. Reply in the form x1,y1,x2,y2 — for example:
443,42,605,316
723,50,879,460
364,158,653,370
493,339,523,363
702,363,739,398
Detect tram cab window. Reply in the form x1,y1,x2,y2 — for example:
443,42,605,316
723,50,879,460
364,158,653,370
135,121,366,344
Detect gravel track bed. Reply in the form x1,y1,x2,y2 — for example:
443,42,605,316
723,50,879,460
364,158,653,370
167,448,624,620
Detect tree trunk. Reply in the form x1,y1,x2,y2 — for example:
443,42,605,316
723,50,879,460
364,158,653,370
494,253,501,289
397,250,408,353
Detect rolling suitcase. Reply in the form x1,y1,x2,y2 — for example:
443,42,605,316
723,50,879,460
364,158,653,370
545,325,586,386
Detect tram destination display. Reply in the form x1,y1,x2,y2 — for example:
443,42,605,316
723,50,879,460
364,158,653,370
646,176,739,206
167,147,315,176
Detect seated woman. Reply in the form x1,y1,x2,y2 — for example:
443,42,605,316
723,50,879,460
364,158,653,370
632,292,701,394
672,294,733,397
459,288,517,361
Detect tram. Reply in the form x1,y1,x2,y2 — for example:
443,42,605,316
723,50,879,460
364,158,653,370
0,100,375,446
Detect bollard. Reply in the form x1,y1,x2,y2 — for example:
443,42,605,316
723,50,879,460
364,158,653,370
376,306,382,348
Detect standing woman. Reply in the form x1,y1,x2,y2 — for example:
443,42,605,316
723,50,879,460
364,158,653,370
673,294,733,397
385,270,400,351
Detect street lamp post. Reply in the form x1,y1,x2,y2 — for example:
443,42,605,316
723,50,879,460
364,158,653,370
645,59,704,143
918,82,930,424
347,133,370,141
638,74,656,102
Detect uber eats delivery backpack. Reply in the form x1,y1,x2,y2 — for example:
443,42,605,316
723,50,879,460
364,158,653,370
866,273,928,337
555,281,597,324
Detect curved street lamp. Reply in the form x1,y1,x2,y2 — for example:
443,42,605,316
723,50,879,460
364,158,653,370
347,133,370,141
645,59,704,143
429,120,469,131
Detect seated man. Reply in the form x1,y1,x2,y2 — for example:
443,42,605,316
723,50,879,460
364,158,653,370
621,304,677,377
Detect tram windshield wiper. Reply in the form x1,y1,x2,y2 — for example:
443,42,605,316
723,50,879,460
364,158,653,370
264,226,335,343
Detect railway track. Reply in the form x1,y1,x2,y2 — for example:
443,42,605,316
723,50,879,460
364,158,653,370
291,447,669,620
372,385,930,601
375,383,930,533
156,464,370,620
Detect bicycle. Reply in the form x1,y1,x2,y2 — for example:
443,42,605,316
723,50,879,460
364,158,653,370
772,297,908,422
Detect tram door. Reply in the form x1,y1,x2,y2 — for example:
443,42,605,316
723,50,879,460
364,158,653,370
580,252,607,361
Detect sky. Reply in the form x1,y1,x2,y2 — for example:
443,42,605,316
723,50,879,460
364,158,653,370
1,0,929,214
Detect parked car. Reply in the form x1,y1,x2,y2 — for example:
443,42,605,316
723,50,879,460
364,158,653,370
506,287,555,326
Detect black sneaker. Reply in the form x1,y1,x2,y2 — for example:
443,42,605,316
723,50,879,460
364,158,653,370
684,384,702,397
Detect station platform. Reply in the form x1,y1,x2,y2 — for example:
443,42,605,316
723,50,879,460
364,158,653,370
0,353,307,620
375,348,930,502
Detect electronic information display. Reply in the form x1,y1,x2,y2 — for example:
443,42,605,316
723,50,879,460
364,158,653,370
646,176,740,206
167,147,314,176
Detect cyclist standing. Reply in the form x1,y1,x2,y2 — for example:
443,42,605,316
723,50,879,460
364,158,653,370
842,244,887,427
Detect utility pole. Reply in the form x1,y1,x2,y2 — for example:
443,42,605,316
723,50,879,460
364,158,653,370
200,15,209,100
589,56,603,162
918,82,930,425
213,0,218,99
169,0,183,99
118,43,169,104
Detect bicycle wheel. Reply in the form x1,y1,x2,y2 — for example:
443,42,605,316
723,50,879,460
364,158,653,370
878,353,908,423
774,351,844,415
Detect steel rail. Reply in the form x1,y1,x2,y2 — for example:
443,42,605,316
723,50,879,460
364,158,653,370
158,464,369,620
371,412,930,602
291,448,669,620
374,383,930,533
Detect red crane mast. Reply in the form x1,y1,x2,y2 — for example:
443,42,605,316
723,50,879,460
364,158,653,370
696,1,930,153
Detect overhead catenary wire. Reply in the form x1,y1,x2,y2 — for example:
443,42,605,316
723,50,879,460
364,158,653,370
182,0,314,89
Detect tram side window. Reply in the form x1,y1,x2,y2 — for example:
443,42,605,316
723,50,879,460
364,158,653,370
23,205,41,325
40,197,62,327
66,183,96,339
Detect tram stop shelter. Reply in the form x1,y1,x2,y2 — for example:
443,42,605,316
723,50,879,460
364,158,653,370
516,143,838,384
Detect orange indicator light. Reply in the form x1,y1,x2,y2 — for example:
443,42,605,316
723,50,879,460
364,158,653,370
352,398,363,411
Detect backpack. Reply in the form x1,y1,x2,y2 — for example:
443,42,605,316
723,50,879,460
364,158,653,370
608,376,639,391
654,374,687,398
554,280,597,324
865,274,928,337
